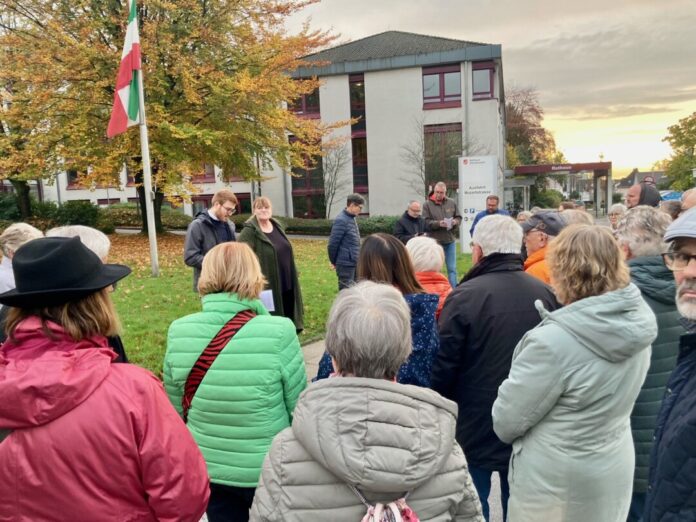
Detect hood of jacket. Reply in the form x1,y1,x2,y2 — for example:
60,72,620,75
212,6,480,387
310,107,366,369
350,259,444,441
536,283,657,362
292,377,459,492
628,255,676,306
404,291,439,317
638,183,661,207
415,271,451,292
0,317,114,429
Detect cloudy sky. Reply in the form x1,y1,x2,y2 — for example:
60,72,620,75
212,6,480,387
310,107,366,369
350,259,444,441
287,0,696,177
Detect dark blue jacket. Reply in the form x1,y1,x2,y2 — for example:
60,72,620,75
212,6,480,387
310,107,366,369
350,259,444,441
645,329,696,521
315,293,440,387
393,211,426,244
327,210,360,267
469,208,510,237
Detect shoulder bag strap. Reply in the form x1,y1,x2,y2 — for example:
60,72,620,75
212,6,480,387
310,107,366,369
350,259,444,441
182,309,256,422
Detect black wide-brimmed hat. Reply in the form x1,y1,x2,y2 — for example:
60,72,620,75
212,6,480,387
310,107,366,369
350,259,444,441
0,236,131,308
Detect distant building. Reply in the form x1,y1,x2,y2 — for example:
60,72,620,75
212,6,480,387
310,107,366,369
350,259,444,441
41,31,507,219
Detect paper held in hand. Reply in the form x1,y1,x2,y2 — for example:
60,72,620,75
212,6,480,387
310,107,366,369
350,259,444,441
444,217,453,230
259,290,275,311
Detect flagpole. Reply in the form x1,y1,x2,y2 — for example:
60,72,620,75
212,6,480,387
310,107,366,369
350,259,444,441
136,68,160,277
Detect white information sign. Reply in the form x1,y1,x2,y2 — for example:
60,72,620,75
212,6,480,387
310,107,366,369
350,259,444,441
458,156,498,253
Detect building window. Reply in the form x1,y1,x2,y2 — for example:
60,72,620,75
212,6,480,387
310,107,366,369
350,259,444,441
192,163,216,184
289,87,320,118
352,137,368,193
472,61,495,100
289,136,325,218
349,74,366,133
423,65,461,109
66,169,81,189
424,123,462,188
97,198,120,207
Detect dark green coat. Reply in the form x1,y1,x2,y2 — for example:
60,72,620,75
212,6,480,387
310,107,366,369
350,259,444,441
238,216,304,331
628,255,681,492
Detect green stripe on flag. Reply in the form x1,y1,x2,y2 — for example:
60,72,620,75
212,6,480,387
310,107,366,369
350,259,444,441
129,0,137,23
127,70,140,122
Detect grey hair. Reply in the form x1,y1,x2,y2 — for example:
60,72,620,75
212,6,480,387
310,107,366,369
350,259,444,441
406,236,444,272
614,205,672,258
473,215,522,256
434,181,447,190
609,203,627,215
407,200,421,207
46,225,111,260
561,209,595,226
516,210,532,222
0,223,43,257
325,281,412,379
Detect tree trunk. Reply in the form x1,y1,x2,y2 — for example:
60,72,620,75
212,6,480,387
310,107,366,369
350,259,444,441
136,183,165,233
9,179,31,219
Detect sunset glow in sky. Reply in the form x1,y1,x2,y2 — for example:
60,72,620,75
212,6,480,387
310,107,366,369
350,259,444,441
288,0,696,179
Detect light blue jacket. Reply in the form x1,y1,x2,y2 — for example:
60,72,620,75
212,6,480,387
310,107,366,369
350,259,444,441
493,283,657,522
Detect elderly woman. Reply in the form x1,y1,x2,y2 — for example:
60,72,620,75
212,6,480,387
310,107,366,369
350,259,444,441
238,197,303,331
251,281,484,521
406,235,452,318
316,233,439,387
0,237,209,520
164,242,306,522
609,203,628,230
0,223,43,293
516,210,532,224
492,225,657,522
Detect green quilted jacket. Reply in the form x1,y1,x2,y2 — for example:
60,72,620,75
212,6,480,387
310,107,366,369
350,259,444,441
163,293,307,488
628,256,681,492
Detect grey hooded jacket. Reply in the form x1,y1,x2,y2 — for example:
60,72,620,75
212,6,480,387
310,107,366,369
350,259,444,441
493,283,657,522
250,377,484,521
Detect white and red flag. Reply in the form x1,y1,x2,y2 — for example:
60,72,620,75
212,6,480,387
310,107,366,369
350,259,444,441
106,0,141,138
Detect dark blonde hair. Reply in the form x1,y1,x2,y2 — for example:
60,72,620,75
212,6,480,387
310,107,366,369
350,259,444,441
5,288,120,341
547,224,630,304
358,233,424,295
198,242,266,299
212,189,238,206
252,196,272,209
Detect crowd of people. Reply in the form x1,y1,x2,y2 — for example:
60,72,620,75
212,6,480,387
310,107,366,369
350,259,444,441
0,183,695,522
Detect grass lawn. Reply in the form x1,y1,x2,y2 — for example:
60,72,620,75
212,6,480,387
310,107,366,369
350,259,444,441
110,233,472,376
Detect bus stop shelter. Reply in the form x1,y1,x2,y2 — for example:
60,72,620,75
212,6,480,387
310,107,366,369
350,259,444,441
511,161,613,216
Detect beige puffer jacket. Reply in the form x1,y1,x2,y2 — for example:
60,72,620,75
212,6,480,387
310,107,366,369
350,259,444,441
250,377,483,521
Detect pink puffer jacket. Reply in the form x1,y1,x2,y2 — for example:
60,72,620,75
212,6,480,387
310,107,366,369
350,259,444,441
0,317,210,521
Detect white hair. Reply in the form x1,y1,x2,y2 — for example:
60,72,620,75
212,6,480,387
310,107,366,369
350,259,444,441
405,236,444,272
473,215,522,256
0,223,43,257
46,225,111,260
562,209,595,226
609,203,627,215
614,205,672,258
326,281,412,380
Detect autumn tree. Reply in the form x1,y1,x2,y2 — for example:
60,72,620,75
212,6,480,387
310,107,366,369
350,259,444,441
663,111,696,190
0,0,345,231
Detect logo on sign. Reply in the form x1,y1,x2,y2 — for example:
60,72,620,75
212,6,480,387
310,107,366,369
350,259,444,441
462,159,469,165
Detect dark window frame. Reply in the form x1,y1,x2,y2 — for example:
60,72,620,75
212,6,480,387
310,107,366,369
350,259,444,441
472,61,495,100
422,64,462,109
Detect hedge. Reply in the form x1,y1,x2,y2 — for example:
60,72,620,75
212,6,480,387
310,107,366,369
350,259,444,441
103,205,400,236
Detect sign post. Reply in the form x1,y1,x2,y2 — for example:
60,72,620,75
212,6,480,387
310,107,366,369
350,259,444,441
458,156,498,254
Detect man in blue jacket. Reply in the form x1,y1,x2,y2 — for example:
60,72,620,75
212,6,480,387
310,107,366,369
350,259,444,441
645,208,696,522
469,194,509,237
328,194,364,290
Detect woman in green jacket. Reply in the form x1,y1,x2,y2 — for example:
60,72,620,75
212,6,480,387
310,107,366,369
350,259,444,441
164,242,307,522
238,197,304,332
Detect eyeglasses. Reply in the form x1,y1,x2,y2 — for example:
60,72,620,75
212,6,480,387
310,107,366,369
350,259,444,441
662,251,696,271
222,204,236,214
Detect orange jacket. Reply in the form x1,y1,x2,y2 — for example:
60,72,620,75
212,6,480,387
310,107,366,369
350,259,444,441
415,271,453,318
524,246,551,285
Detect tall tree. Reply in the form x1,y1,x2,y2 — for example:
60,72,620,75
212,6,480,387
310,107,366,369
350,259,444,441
0,0,345,230
663,112,696,190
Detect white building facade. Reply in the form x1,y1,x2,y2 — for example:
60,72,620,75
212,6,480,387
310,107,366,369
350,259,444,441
41,31,506,219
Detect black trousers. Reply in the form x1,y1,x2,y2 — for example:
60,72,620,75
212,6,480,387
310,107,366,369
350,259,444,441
207,483,256,522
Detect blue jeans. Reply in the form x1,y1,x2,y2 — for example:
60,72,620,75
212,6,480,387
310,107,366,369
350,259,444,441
441,241,457,287
468,465,509,522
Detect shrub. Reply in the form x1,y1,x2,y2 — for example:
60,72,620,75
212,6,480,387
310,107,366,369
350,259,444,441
531,189,564,209
56,200,100,227
0,193,20,221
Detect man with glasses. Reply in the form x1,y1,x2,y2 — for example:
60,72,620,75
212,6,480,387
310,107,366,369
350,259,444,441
328,193,364,290
645,208,696,522
393,200,426,244
184,189,238,291
613,206,680,521
521,211,566,284
423,182,462,287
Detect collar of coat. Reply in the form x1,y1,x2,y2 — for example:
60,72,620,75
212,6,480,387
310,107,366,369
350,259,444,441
462,253,523,283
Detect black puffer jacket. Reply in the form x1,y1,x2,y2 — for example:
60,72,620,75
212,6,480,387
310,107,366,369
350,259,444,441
628,256,681,493
431,253,560,470
645,330,696,522
393,211,426,244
